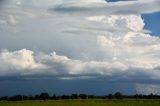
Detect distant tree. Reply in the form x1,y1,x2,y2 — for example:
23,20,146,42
71,94,78,99
108,94,113,99
51,94,57,100
114,92,123,99
35,94,40,100
61,95,70,99
9,96,17,101
88,95,95,99
28,95,34,100
134,94,139,99
39,92,49,100
79,94,87,99
0,96,8,101
148,93,154,99
22,95,28,100
9,95,24,101
16,95,23,101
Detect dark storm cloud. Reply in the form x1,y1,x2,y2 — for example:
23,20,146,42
0,0,5,6
0,0,5,3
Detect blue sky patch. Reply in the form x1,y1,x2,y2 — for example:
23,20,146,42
142,12,160,36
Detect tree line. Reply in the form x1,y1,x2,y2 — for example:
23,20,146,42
0,92,160,101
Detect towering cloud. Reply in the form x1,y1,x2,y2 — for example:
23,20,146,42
0,0,160,83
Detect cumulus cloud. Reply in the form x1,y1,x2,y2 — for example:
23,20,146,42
86,15,145,32
0,47,159,80
0,0,160,81
0,49,46,76
0,49,127,77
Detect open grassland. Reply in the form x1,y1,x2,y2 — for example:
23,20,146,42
0,99,160,106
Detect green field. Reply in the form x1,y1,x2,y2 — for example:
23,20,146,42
0,100,160,106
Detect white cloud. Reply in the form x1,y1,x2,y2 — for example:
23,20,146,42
0,0,160,81
15,0,64,8
86,15,144,32
0,14,17,26
0,47,159,80
0,49,125,77
98,32,160,69
95,15,160,79
36,51,128,76
0,49,46,76
6,14,17,25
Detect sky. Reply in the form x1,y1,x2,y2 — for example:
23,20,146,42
0,0,160,96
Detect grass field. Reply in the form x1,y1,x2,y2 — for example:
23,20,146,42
0,100,160,106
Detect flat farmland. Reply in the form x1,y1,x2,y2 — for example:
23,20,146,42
0,99,160,106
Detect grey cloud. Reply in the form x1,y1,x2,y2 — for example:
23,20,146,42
0,0,5,4
136,84,160,95
0,0,160,82
106,0,136,1
52,0,160,15
0,48,159,81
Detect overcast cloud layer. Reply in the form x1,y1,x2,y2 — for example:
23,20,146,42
0,0,160,89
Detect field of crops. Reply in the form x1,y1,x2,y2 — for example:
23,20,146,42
0,99,160,106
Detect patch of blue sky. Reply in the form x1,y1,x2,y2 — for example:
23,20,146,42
142,12,160,36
